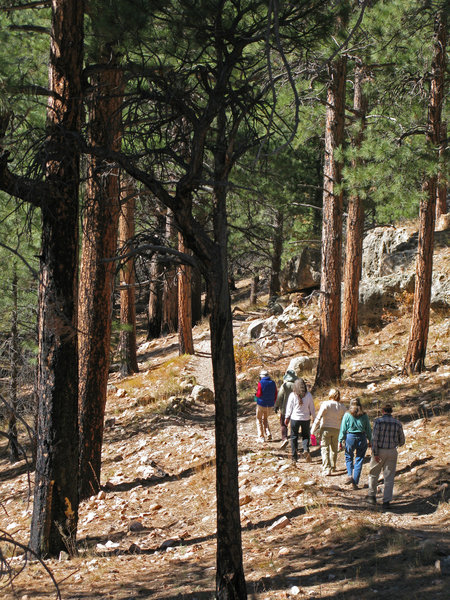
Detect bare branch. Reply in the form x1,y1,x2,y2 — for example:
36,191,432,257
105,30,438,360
0,152,45,207
103,243,200,270
8,24,50,34
0,1,51,11
0,241,38,277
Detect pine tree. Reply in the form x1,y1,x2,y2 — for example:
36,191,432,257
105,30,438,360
29,0,84,556
178,231,194,354
78,51,124,500
342,61,367,349
403,8,447,374
314,54,347,386
118,177,139,375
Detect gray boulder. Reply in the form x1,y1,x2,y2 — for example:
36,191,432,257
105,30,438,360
431,273,450,311
247,319,265,339
358,272,416,325
280,247,321,293
435,213,450,231
362,227,411,279
359,227,450,320
288,356,317,374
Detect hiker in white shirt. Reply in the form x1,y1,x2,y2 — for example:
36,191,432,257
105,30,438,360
285,378,315,464
311,388,347,476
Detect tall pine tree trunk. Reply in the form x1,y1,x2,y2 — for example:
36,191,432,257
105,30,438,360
315,56,347,387
147,256,163,338
268,209,284,299
210,107,246,600
209,251,246,600
191,266,203,326
147,211,165,339
29,0,84,557
342,62,367,349
118,178,139,375
403,11,446,374
178,231,194,354
8,263,20,462
250,274,259,305
162,210,178,334
78,56,123,500
436,121,447,220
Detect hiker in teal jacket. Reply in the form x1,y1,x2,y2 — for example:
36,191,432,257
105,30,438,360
339,398,372,489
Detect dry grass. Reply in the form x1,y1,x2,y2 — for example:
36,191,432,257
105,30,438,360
234,344,260,373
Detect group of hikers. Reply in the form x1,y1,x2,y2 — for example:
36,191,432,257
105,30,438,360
254,368,406,509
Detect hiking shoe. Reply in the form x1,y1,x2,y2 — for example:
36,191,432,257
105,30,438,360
305,453,312,463
352,480,359,490
267,435,272,441
382,501,391,510
367,495,377,505
345,477,354,485
323,468,332,476
279,439,289,449
256,437,265,443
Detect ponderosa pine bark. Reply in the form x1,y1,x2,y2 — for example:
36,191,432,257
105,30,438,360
78,55,124,500
29,0,84,557
314,55,347,387
178,231,194,355
118,178,139,375
342,62,367,349
403,11,446,374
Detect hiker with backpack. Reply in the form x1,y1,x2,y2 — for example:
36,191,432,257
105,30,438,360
254,369,277,443
284,378,315,465
274,369,298,449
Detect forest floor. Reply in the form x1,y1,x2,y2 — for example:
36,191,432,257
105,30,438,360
1,263,449,599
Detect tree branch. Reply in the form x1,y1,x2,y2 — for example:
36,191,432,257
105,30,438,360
0,241,38,277
102,243,200,270
0,1,51,11
0,151,45,207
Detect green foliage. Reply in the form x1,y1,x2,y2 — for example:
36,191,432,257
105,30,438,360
339,0,447,225
0,0,447,313
0,198,39,383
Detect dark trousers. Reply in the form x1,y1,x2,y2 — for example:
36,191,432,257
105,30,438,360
290,419,310,460
280,413,288,440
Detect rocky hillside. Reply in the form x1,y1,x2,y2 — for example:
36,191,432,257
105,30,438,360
0,225,449,600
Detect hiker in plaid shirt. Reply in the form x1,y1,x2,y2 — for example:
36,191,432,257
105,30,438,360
367,404,405,509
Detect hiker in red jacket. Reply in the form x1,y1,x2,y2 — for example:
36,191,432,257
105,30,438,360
254,370,277,443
